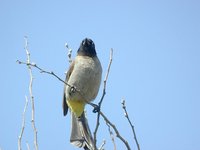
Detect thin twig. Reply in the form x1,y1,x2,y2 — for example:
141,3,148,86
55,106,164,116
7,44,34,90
26,142,30,150
16,61,70,87
98,140,106,150
94,49,113,148
18,96,29,150
122,100,140,150
106,123,116,150
65,42,73,64
16,60,86,103
24,37,38,150
99,111,131,150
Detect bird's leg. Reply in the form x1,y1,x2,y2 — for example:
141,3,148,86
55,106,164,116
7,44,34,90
88,102,100,113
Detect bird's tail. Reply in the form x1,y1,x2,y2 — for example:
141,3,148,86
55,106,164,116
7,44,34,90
70,112,96,150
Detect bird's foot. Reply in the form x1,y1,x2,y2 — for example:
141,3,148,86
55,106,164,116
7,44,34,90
93,104,100,113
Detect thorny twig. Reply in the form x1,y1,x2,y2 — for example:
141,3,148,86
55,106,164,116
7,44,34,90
94,49,113,148
122,100,140,150
18,96,29,150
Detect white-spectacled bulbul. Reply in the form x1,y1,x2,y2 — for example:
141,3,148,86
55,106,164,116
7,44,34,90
63,38,102,150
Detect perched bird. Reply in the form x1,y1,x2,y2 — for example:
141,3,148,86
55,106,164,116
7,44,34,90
63,38,102,150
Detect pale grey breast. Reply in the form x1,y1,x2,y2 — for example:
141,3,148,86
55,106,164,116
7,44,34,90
66,55,102,102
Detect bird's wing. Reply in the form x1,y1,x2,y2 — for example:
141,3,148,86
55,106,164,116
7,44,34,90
63,61,75,116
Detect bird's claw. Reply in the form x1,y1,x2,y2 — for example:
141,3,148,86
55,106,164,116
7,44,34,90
92,104,100,113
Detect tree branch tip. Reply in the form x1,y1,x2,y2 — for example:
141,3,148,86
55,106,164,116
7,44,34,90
124,113,128,118
121,99,125,104
31,62,36,66
110,48,113,55
110,48,113,53
65,42,68,48
16,60,21,64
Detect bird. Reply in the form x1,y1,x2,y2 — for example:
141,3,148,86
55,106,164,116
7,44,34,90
63,38,102,150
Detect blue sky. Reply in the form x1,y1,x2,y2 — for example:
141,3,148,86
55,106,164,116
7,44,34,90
1,0,200,150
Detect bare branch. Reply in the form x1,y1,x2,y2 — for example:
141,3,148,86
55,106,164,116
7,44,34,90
16,60,88,104
26,142,30,150
104,48,113,85
89,49,131,149
24,37,38,150
106,123,116,150
94,49,113,147
18,96,29,150
65,42,73,64
99,111,131,150
98,140,106,150
122,100,140,150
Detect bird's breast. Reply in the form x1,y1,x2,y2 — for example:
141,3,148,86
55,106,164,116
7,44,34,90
66,56,102,102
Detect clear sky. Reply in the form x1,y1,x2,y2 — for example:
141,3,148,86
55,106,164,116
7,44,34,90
0,0,200,150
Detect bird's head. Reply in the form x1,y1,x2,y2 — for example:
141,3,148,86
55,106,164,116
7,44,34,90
77,38,97,57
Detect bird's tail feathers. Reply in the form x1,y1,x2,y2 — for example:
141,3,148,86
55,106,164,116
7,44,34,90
70,112,96,150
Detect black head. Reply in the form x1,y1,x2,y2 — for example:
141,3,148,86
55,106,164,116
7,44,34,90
77,38,97,57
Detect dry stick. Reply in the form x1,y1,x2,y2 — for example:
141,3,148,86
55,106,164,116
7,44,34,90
122,100,140,150
93,48,113,148
26,142,30,150
16,61,74,91
16,60,84,101
65,42,73,64
106,123,116,150
24,37,38,150
99,111,131,150
18,96,29,150
98,140,106,150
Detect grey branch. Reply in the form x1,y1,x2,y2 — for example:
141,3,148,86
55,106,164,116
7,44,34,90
65,42,73,64
24,37,38,150
122,100,140,150
98,140,106,150
94,49,113,147
106,123,116,150
16,60,86,102
26,142,30,150
99,111,131,150
18,96,29,150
